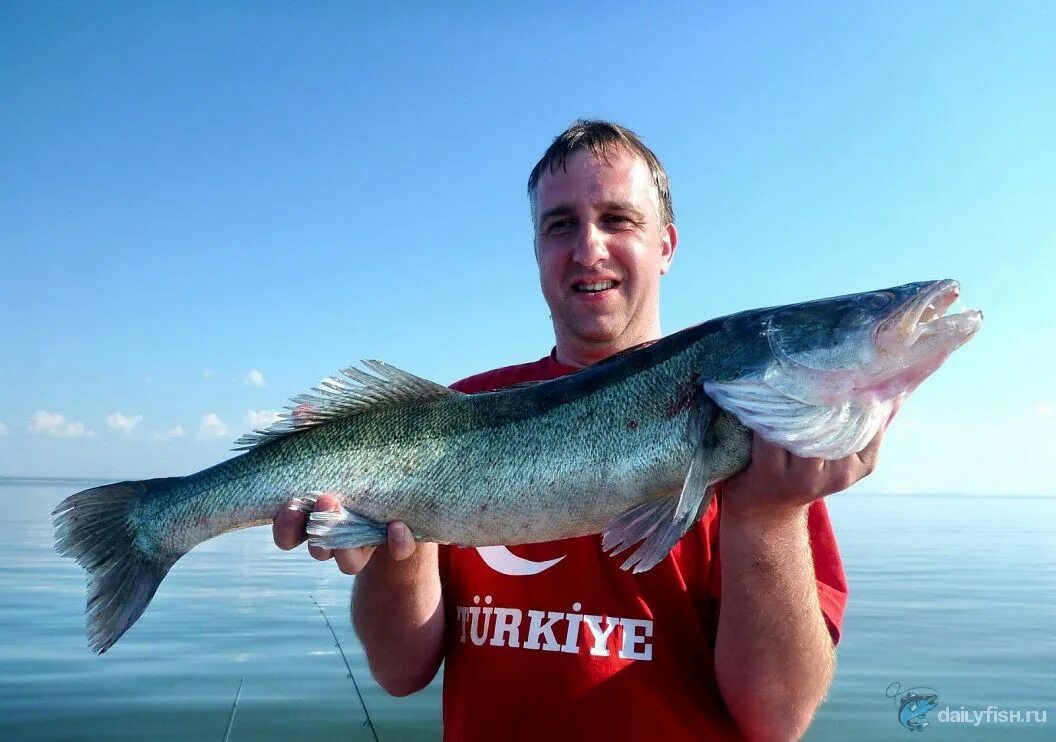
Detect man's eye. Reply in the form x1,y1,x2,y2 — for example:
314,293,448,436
604,215,631,226
545,219,573,234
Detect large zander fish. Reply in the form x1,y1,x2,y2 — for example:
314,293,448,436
54,279,981,653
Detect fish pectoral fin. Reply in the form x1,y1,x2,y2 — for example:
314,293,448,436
602,435,717,574
703,378,889,460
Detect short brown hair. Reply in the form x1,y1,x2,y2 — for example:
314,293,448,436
527,119,674,226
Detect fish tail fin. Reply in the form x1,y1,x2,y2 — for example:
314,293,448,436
53,478,183,654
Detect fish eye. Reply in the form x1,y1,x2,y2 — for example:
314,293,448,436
863,292,893,310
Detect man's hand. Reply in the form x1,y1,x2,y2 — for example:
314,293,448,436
722,399,902,520
273,491,443,695
272,493,416,574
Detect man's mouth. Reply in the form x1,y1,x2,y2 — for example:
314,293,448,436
573,280,619,294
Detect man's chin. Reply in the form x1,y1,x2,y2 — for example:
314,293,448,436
563,321,626,347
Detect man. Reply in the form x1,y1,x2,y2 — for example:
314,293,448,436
274,121,890,740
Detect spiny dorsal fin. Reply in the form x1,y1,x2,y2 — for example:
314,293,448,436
232,360,462,451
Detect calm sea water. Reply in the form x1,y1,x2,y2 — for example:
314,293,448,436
0,478,1052,741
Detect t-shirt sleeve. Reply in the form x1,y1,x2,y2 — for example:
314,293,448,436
708,495,848,645
806,498,848,644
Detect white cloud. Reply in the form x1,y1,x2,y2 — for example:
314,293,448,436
247,409,281,429
0,421,7,435
203,369,216,379
1036,403,1053,417
245,369,266,387
29,411,94,439
199,413,228,438
105,412,143,436
152,425,186,442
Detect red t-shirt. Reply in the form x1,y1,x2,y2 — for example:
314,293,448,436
439,352,848,741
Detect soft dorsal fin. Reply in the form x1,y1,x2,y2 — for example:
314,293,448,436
232,360,461,451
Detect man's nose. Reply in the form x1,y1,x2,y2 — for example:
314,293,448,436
572,223,608,266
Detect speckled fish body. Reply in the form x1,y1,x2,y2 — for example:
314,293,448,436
54,279,981,653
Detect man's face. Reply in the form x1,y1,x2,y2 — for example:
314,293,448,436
534,147,676,363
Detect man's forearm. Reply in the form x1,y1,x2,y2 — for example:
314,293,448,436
714,504,835,741
351,542,445,696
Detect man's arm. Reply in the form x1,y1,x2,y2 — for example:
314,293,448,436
351,541,444,696
273,494,444,696
713,425,887,741
714,495,834,741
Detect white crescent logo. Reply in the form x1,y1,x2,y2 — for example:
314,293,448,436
475,545,565,576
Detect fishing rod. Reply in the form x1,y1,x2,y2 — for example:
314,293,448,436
222,677,244,742
311,594,381,742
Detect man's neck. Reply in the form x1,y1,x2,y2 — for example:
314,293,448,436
554,332,661,369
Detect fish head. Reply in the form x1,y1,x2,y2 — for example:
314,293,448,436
760,279,982,407
704,279,982,459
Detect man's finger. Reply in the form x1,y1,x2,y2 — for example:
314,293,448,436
273,502,308,551
334,546,376,575
388,521,416,562
307,493,343,561
789,455,825,479
886,396,905,426
750,433,789,475
855,425,885,472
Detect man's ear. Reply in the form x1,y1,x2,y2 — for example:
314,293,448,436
659,223,678,275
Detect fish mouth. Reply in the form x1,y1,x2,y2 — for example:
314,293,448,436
880,279,983,347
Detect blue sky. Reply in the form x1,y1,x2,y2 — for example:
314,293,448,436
1,2,1053,494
